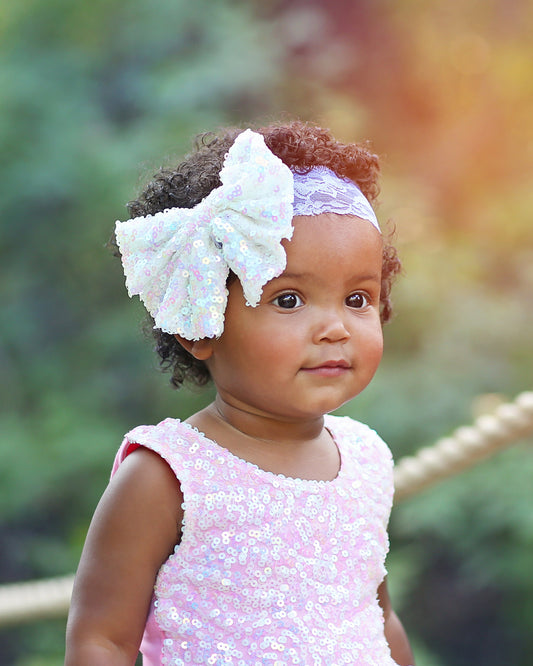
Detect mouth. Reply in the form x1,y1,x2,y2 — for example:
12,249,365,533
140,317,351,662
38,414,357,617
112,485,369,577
302,360,352,376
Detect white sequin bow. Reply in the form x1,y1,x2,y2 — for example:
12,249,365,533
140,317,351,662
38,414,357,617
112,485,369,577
115,130,294,340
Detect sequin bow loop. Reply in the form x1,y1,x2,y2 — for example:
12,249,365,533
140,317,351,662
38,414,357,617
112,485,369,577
115,129,294,340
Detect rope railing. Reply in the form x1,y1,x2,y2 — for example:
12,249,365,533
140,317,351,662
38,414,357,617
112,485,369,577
393,390,533,501
1,391,532,627
0,575,74,627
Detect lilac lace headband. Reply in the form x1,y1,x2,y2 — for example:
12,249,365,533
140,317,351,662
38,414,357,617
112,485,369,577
115,129,380,339
292,166,379,230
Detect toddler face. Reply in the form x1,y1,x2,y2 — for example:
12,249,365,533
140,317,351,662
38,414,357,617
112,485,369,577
203,213,384,423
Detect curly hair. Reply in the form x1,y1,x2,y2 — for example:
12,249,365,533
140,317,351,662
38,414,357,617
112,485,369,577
117,120,401,389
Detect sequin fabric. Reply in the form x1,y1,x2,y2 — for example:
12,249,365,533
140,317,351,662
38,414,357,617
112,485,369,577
112,415,397,666
292,167,380,232
114,129,294,340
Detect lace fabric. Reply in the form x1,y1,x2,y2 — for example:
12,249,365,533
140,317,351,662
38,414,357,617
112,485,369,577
292,166,380,231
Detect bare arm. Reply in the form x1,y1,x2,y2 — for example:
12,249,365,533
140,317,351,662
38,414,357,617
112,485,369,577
378,578,415,666
65,448,183,665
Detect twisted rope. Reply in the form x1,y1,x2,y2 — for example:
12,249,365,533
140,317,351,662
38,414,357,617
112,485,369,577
393,391,533,501
0,574,73,626
1,392,532,626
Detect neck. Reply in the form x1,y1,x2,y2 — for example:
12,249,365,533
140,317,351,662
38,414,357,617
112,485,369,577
209,395,325,446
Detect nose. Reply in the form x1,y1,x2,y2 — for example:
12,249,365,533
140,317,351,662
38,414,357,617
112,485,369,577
313,306,351,344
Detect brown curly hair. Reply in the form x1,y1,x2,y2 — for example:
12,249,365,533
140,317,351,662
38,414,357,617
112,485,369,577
118,120,401,389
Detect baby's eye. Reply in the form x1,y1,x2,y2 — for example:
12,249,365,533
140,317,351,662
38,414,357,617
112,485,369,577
346,292,369,309
273,293,303,309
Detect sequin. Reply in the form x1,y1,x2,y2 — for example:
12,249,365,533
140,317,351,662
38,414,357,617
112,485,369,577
112,415,396,665
115,130,294,340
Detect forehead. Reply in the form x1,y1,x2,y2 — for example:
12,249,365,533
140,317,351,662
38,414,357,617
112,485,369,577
283,213,383,272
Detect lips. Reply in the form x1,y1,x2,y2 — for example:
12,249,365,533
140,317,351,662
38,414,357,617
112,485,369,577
302,359,352,376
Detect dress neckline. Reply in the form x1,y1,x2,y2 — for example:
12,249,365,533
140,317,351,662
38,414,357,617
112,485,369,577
178,414,345,487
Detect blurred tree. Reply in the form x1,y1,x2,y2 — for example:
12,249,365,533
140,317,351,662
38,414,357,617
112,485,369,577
1,0,287,662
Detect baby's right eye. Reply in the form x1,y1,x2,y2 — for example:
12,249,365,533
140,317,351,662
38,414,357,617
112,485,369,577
273,293,303,309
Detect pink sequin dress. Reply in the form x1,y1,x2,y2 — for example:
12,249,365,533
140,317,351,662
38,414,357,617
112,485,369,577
111,414,398,665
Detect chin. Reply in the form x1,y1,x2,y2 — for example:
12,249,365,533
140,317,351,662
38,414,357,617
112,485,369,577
298,397,355,419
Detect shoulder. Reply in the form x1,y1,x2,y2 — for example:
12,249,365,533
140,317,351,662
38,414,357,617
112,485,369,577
111,419,212,490
325,414,393,466
327,415,394,512
124,417,193,448
110,447,182,506
326,414,391,449
105,433,185,544
112,418,198,471
110,421,187,508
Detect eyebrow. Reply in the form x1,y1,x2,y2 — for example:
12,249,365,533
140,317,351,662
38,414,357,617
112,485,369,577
277,271,315,280
278,271,381,283
351,273,382,283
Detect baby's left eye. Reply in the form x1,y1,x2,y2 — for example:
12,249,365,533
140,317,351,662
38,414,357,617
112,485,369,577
346,292,369,309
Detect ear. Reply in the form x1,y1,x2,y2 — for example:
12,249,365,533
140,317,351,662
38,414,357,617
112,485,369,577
174,335,213,361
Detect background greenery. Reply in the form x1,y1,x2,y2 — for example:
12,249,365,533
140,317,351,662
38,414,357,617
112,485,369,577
1,0,532,663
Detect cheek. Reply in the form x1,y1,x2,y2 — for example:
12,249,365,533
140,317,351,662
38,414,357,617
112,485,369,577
373,339,384,368
362,322,384,366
